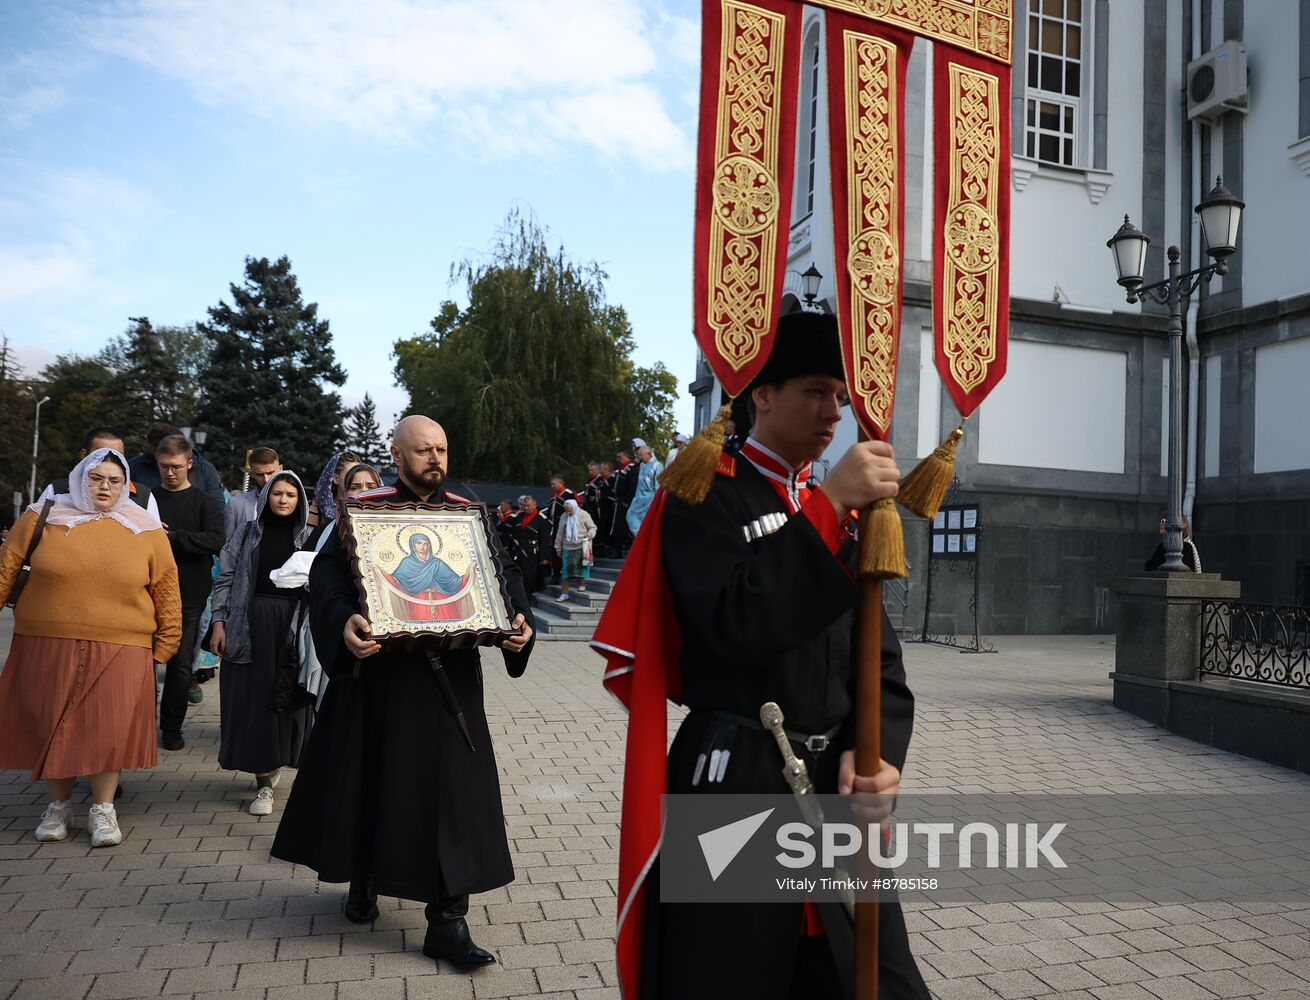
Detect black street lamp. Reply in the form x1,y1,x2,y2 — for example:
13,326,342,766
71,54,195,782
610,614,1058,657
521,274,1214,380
1107,177,1244,572
180,424,208,454
800,263,823,311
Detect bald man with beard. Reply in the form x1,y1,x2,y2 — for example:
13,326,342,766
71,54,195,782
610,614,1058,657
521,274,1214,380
272,415,535,970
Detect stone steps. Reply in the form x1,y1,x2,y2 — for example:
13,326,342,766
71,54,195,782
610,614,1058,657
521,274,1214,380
531,600,601,641
531,555,625,640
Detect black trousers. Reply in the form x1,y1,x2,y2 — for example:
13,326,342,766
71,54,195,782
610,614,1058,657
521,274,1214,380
424,895,469,923
351,868,467,925
159,606,202,737
650,892,931,1000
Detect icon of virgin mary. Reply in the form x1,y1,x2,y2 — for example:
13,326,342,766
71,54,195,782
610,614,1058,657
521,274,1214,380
379,529,475,622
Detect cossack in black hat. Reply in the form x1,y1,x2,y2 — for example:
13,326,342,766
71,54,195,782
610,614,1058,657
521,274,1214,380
748,311,846,389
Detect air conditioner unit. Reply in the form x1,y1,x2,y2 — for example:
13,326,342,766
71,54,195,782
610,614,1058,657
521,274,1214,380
1187,40,1248,122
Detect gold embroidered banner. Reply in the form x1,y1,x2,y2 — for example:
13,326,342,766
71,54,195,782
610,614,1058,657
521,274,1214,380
693,0,804,398
826,17,915,439
809,0,1011,64
933,49,1010,418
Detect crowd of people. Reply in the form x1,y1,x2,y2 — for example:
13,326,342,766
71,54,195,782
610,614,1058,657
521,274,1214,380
0,420,685,845
0,423,399,844
491,435,682,598
0,313,943,993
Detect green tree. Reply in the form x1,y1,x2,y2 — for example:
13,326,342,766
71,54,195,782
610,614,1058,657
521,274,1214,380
0,337,34,518
392,210,680,484
344,392,388,468
623,361,680,457
198,256,347,483
99,318,208,432
31,354,124,486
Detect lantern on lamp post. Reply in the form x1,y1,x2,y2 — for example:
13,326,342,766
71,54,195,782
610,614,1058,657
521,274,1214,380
1106,178,1243,573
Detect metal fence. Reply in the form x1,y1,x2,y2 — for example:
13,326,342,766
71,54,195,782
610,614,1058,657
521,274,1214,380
1198,600,1310,689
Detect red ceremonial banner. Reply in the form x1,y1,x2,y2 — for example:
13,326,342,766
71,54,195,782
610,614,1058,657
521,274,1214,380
693,0,804,398
932,44,1011,418
825,15,915,441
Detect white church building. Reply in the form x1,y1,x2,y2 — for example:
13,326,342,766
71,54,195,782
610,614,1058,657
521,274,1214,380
688,0,1310,633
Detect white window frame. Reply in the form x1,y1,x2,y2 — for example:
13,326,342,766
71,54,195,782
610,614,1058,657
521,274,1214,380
1022,0,1089,168
794,26,822,222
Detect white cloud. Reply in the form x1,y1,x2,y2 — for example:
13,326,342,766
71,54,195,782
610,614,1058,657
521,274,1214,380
0,248,85,303
0,48,76,128
0,84,66,128
78,0,695,166
5,341,58,379
0,164,158,314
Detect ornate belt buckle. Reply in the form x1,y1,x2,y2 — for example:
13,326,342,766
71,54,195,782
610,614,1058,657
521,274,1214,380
804,735,828,753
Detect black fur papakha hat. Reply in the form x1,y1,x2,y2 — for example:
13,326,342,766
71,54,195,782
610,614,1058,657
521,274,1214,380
748,311,846,389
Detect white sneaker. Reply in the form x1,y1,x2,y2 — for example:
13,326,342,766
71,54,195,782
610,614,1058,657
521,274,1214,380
35,801,72,842
88,803,123,848
249,787,274,816
555,593,570,602
249,769,282,790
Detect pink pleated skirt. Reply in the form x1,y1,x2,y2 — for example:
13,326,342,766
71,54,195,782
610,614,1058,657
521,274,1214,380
0,635,157,781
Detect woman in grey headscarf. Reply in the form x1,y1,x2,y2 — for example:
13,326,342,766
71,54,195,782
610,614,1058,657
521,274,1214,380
208,470,313,816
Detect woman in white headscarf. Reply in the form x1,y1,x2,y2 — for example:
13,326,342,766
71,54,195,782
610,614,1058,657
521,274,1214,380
553,498,597,602
0,448,181,848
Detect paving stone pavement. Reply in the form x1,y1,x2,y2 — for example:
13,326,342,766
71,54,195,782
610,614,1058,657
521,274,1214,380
2,612,1309,999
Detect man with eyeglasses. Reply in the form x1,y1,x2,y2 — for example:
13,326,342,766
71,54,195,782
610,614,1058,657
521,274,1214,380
150,434,225,751
130,422,225,499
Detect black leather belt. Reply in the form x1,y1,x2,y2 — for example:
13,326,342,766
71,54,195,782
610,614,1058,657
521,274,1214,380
707,710,843,753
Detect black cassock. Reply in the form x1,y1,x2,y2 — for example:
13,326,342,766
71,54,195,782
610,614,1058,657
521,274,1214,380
271,482,535,904
596,473,618,551
544,488,575,529
511,511,553,593
608,463,638,549
648,459,930,1000
581,476,603,526
495,512,519,558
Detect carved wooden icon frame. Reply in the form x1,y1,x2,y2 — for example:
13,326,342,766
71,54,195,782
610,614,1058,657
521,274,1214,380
339,498,517,650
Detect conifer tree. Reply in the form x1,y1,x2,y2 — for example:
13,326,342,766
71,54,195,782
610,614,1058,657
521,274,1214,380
199,256,347,483
100,318,208,432
344,392,388,468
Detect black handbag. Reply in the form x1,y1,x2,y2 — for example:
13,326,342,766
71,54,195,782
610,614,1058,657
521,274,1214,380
5,500,54,610
267,597,315,713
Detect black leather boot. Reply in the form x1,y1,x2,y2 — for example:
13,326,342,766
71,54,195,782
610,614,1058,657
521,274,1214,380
343,873,378,924
423,896,495,968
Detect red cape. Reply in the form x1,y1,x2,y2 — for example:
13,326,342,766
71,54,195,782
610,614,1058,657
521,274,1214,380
590,489,680,1000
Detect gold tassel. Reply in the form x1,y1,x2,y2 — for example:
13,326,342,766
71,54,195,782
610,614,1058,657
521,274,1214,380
659,402,733,505
858,496,908,580
897,424,964,521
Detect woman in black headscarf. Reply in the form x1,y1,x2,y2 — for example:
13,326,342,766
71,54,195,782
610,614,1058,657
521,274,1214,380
208,470,313,816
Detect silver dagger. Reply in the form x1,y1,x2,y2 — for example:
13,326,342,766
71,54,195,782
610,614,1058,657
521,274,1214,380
760,701,853,918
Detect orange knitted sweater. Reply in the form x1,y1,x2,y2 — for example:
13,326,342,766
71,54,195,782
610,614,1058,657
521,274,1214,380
0,508,182,662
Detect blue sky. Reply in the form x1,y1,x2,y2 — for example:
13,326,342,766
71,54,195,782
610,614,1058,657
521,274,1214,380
0,0,703,435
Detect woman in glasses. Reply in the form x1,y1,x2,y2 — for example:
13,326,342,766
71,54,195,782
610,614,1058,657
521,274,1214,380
0,448,181,848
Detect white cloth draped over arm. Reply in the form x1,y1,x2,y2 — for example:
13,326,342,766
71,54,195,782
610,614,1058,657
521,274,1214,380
270,550,318,589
